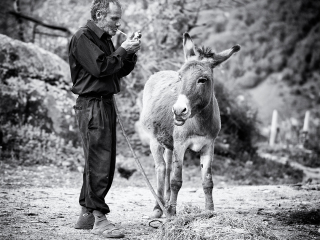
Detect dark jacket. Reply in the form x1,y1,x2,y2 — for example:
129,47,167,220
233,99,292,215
68,20,137,96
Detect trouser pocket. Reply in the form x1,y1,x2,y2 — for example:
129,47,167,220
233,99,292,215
88,100,109,130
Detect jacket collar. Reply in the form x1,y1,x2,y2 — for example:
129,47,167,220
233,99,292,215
86,20,112,39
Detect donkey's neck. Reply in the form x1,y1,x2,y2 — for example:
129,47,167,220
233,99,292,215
196,97,214,120
192,96,220,138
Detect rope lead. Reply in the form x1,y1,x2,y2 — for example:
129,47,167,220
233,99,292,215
112,94,169,219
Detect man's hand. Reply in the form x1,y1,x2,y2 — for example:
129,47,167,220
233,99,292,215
121,38,141,54
130,31,142,41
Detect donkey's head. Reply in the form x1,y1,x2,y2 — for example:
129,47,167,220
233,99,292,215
172,33,240,126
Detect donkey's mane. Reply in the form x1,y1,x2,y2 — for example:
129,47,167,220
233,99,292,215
197,46,215,59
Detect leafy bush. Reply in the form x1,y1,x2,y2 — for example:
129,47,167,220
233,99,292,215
210,154,303,185
0,122,83,169
214,79,259,156
0,39,79,167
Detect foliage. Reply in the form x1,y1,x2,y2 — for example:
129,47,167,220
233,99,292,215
0,84,81,168
0,82,53,129
210,154,303,185
1,0,319,179
214,80,259,156
0,123,83,170
0,34,79,166
202,0,320,120
116,1,261,158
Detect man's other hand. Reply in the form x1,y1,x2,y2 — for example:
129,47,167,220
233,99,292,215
121,39,141,54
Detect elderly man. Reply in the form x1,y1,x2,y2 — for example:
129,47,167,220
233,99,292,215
68,0,140,238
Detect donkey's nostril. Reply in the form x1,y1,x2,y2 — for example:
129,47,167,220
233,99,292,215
173,106,188,116
182,108,187,114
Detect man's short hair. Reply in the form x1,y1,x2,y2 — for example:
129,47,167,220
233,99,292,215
91,0,122,22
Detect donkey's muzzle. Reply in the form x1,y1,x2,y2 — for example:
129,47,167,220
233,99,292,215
172,106,190,126
173,114,186,126
172,94,191,126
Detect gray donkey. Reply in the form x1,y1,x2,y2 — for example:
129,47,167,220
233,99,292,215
140,33,240,218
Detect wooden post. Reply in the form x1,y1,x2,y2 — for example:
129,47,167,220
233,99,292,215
269,110,278,147
301,111,310,147
302,111,310,133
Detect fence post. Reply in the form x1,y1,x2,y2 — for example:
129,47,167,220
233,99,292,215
269,110,278,147
301,110,310,147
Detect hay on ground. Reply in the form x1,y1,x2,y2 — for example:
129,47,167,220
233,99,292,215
152,204,279,240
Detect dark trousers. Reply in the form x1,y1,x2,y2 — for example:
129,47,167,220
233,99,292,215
74,96,116,214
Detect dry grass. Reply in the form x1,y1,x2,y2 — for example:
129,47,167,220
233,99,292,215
153,204,279,240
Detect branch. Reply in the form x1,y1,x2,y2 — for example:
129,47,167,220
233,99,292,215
8,11,72,35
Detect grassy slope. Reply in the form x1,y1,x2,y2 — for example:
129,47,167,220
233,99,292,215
190,0,320,125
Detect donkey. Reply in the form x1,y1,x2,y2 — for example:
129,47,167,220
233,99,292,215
140,33,240,218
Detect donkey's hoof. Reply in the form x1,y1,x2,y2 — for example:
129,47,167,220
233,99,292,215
151,209,163,218
205,204,214,211
166,206,176,217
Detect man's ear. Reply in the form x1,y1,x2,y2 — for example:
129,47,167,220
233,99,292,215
96,11,102,20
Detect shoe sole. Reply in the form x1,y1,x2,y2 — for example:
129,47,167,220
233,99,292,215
75,224,94,229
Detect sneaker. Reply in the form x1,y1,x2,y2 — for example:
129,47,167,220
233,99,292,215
74,207,95,229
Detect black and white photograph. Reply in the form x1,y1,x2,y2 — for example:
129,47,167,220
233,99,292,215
0,0,319,239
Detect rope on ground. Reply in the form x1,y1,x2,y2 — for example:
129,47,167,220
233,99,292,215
148,219,164,229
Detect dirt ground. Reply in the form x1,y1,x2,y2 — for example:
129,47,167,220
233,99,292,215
0,162,320,240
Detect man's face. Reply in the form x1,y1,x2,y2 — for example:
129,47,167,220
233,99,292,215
96,2,122,36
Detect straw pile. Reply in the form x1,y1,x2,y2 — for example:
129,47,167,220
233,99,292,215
153,204,279,240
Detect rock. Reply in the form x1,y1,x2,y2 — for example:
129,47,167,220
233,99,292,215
0,34,70,84
116,154,138,179
0,34,75,134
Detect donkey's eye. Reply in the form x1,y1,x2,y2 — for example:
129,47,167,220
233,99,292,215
197,77,208,84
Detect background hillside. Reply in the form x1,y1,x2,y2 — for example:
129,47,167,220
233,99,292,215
23,0,320,126
2,0,319,121
0,0,319,183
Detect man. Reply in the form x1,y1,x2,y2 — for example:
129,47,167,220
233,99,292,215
68,0,140,238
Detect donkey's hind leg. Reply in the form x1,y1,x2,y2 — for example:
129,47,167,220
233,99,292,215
200,144,214,211
164,148,173,207
150,138,166,218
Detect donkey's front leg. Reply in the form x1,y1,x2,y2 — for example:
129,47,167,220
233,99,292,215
167,146,185,217
163,148,172,207
200,143,214,211
150,138,166,218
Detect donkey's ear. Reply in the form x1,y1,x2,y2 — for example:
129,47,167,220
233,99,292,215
211,45,240,67
183,33,198,61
